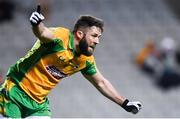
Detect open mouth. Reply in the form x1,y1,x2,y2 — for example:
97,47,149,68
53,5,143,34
89,45,95,50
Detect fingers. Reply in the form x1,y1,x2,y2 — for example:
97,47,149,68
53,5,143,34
34,12,44,20
30,12,44,24
131,102,142,114
127,101,142,110
30,5,44,26
122,99,142,114
37,4,41,13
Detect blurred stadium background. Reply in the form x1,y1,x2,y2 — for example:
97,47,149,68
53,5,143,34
0,0,180,118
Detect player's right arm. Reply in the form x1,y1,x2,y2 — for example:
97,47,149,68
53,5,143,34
30,5,55,43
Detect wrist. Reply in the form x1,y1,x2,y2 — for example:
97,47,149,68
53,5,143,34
31,21,41,26
121,99,132,112
121,99,129,108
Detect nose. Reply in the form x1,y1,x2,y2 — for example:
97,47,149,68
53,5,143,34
94,38,99,44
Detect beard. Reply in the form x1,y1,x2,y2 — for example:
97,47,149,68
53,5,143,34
79,36,94,56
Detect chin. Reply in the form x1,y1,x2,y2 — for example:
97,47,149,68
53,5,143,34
82,50,94,56
80,48,93,56
83,52,93,56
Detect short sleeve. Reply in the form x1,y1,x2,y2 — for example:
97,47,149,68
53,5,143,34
81,60,97,76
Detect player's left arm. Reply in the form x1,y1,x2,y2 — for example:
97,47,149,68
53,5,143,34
83,68,142,114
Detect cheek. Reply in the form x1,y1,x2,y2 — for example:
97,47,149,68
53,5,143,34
87,37,94,44
84,38,91,45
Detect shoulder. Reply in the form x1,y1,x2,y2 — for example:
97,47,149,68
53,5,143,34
80,55,97,75
80,55,95,63
79,55,96,68
49,27,70,38
49,27,72,49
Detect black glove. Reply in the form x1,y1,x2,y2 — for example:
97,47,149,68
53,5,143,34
121,99,142,114
30,5,44,26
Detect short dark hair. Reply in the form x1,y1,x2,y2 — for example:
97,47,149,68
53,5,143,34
73,15,104,33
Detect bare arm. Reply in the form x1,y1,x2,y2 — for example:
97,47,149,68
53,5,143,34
83,68,142,114
30,5,55,43
83,68,125,106
32,22,54,43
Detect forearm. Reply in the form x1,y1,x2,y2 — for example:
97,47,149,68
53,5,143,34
32,22,54,43
84,66,141,114
96,79,142,114
96,78,125,106
32,22,45,38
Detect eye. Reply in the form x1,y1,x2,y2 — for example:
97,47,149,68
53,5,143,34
92,34,98,38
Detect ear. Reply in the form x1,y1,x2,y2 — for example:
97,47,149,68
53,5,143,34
75,30,84,40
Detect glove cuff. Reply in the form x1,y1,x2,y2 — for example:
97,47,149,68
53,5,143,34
30,20,41,26
121,99,129,108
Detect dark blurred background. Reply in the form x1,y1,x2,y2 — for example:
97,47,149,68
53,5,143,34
0,0,180,118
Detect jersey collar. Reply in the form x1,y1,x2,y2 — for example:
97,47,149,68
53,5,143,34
68,32,76,56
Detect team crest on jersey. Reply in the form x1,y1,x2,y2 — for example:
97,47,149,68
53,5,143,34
46,65,67,79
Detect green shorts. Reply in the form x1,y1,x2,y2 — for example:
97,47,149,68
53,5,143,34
0,80,51,118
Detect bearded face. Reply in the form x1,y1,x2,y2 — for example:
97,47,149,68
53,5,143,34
79,34,94,56
77,26,102,56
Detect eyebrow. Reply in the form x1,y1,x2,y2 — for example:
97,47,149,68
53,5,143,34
92,33,101,37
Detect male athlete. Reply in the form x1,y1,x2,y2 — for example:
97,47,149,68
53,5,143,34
0,5,142,118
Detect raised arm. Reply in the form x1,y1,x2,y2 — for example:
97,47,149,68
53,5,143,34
83,68,142,114
30,5,55,43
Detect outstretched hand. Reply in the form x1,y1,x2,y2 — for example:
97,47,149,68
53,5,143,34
121,99,142,114
30,5,45,26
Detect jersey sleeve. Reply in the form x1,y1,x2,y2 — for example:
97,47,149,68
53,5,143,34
81,57,97,76
49,27,70,49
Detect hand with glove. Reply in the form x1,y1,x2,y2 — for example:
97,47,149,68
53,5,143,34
121,99,142,114
29,4,54,43
30,5,44,26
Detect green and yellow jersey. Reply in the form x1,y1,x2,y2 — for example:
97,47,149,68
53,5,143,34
6,27,97,103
